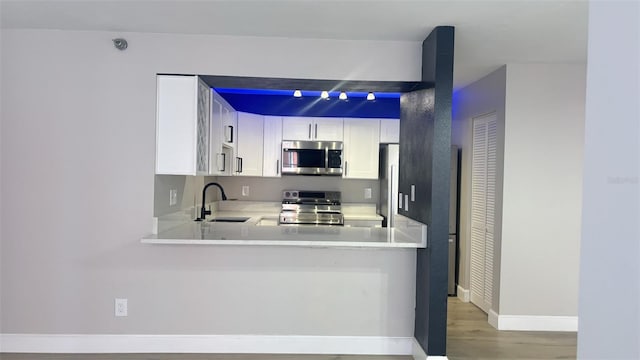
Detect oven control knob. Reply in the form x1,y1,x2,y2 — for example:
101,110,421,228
292,191,298,197
285,191,291,198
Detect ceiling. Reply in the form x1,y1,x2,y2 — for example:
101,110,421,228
0,0,588,89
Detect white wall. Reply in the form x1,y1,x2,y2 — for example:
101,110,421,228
154,175,204,217
578,1,639,358
499,64,585,317
453,63,586,324
451,66,506,307
0,29,420,336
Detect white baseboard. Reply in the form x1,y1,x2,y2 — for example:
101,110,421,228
496,315,578,331
488,309,499,329
412,339,427,360
0,334,414,355
456,286,469,302
486,312,578,332
411,338,448,360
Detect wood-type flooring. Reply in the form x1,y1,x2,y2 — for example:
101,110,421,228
447,297,577,359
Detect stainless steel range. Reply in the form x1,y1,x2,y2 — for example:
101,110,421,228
279,190,344,226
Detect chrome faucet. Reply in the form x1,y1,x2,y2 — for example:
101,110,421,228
195,182,228,221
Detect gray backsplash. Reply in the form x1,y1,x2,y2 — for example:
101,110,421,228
215,176,379,203
154,175,208,217
155,175,380,217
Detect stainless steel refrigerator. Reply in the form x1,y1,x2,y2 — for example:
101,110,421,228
449,145,459,295
378,144,399,228
378,144,460,295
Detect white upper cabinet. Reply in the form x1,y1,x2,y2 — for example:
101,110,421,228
210,91,234,175
263,116,283,177
222,103,237,147
343,118,381,179
315,117,344,141
379,118,400,143
235,112,264,176
281,117,311,140
282,117,343,141
156,75,210,175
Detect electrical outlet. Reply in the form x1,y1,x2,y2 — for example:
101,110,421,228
115,298,128,317
242,186,250,197
364,188,372,199
169,189,177,206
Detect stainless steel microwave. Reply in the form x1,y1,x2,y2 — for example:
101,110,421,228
281,140,343,176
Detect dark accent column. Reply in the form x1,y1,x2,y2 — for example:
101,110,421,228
399,26,454,356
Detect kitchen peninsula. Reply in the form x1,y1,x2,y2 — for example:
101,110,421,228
142,201,427,248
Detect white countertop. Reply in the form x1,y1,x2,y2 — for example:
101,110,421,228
143,205,426,249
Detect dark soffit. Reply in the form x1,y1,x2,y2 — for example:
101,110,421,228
159,74,432,92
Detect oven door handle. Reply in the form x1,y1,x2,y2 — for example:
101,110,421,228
325,147,329,172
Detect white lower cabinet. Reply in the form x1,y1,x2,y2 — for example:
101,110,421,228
263,116,283,177
235,112,264,176
343,118,381,179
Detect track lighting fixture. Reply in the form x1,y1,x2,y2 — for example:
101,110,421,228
289,90,381,101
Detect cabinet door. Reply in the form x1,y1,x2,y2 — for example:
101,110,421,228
222,102,237,147
469,112,497,314
379,118,400,143
343,118,380,179
156,75,198,175
263,116,283,177
313,117,344,141
282,116,312,140
209,92,225,175
236,112,264,176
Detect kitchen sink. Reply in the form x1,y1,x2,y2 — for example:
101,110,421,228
208,217,251,223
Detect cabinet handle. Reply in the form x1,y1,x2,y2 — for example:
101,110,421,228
228,125,234,143
344,161,348,176
315,124,318,139
276,159,280,175
218,153,226,172
236,157,243,173
308,124,312,139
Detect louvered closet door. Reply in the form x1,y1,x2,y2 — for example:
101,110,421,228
470,112,497,314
